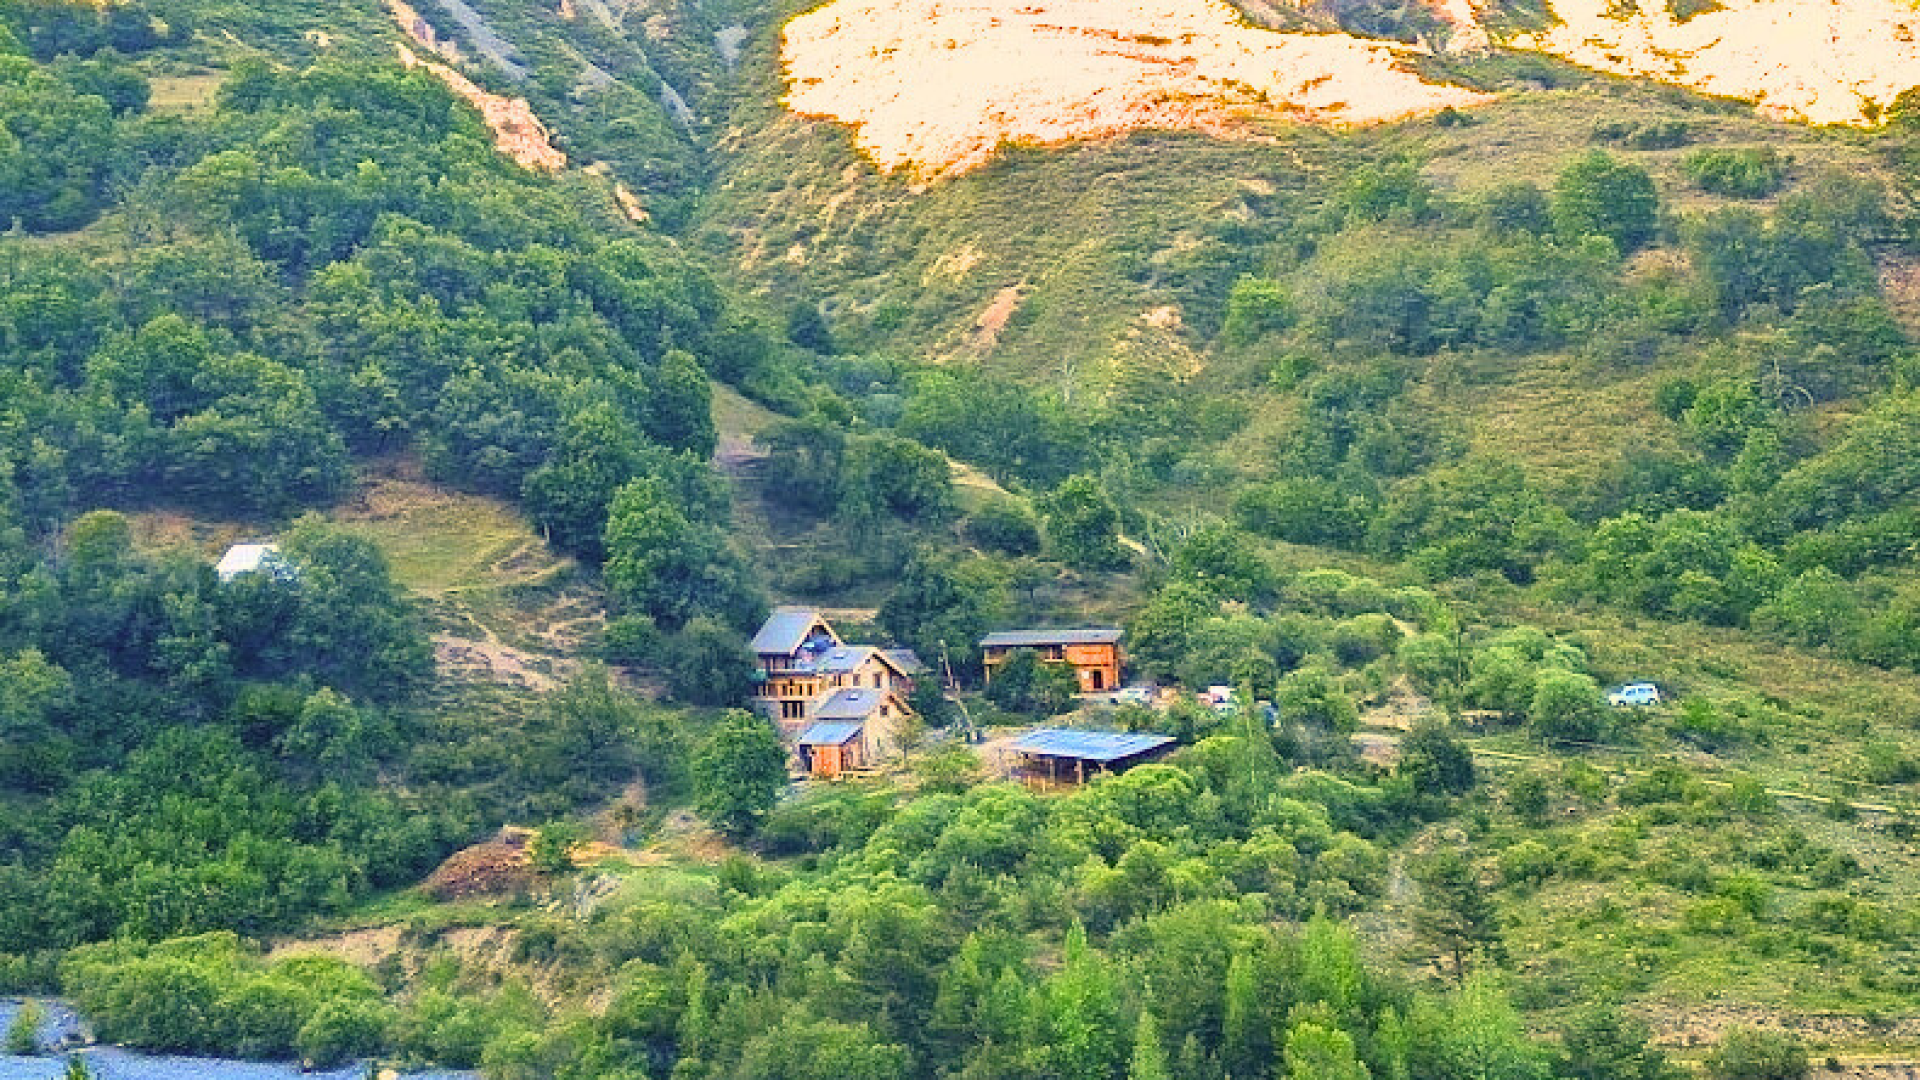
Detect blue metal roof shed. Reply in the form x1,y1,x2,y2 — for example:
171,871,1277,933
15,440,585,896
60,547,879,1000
797,721,864,746
1010,729,1175,763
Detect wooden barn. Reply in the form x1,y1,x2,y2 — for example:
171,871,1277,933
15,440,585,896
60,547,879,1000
980,627,1124,693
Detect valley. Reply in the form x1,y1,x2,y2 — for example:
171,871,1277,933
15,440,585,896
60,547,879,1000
5,0,1920,1077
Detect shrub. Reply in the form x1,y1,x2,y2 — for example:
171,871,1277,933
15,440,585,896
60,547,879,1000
1673,697,1746,751
1553,151,1660,252
295,998,393,1069
965,499,1042,556
1705,1027,1809,1080
529,820,586,874
599,615,663,667
1529,671,1609,743
1683,147,1788,199
1498,840,1556,887
5,999,44,1055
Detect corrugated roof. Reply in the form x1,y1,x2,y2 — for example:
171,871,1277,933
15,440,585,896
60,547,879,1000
1010,728,1174,763
797,721,864,746
813,688,886,720
980,628,1123,648
751,606,837,655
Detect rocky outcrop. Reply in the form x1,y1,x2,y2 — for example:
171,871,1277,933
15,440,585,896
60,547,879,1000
396,44,567,172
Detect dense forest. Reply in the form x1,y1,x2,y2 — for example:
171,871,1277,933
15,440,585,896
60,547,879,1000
4,0,1920,1076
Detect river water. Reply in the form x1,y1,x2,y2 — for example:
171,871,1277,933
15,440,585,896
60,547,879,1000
0,1001,475,1080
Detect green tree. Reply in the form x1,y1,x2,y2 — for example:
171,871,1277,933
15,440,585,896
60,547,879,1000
604,478,760,632
1127,582,1217,681
544,664,641,788
1397,719,1475,797
984,648,1079,717
1277,666,1358,735
0,648,73,791
280,517,431,699
1221,950,1268,1080
644,349,717,458
668,616,758,707
1286,1021,1371,1080
295,999,392,1070
1169,523,1273,602
1042,475,1128,571
1027,924,1123,1080
1528,671,1608,744
1416,974,1548,1080
1752,568,1861,648
1222,275,1295,344
693,710,787,837
1128,1008,1171,1080
1481,181,1551,235
966,498,1043,556
1558,1004,1685,1080
1552,151,1659,253
529,820,586,874
1413,852,1501,980
761,414,846,517
840,434,956,524
878,549,1009,675
520,403,648,561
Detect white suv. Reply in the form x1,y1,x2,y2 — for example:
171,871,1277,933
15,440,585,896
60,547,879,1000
1608,683,1661,707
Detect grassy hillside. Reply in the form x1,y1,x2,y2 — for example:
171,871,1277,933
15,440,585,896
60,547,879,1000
9,0,1920,1076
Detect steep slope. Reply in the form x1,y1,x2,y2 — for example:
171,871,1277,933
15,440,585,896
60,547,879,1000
780,0,1492,180
1512,0,1920,125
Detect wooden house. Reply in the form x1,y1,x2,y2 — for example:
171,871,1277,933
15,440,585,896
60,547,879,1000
979,628,1124,693
794,687,915,777
749,608,921,760
750,607,842,724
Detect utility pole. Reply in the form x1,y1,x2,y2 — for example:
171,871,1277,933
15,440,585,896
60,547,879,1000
940,639,978,743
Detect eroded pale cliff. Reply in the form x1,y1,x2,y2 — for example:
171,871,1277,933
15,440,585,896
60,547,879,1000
780,0,1492,179
1515,0,1920,125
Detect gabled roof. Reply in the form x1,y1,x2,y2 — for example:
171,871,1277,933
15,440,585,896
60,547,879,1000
817,645,878,674
797,721,864,746
882,649,927,675
216,543,296,583
1010,728,1174,763
751,606,839,656
812,688,894,721
818,645,916,678
980,627,1123,648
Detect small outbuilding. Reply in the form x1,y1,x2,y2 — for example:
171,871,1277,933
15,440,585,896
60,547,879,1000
1006,728,1176,786
796,721,866,778
216,543,297,583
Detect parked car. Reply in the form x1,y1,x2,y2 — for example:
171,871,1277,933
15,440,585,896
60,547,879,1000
1608,682,1662,707
1109,686,1155,707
